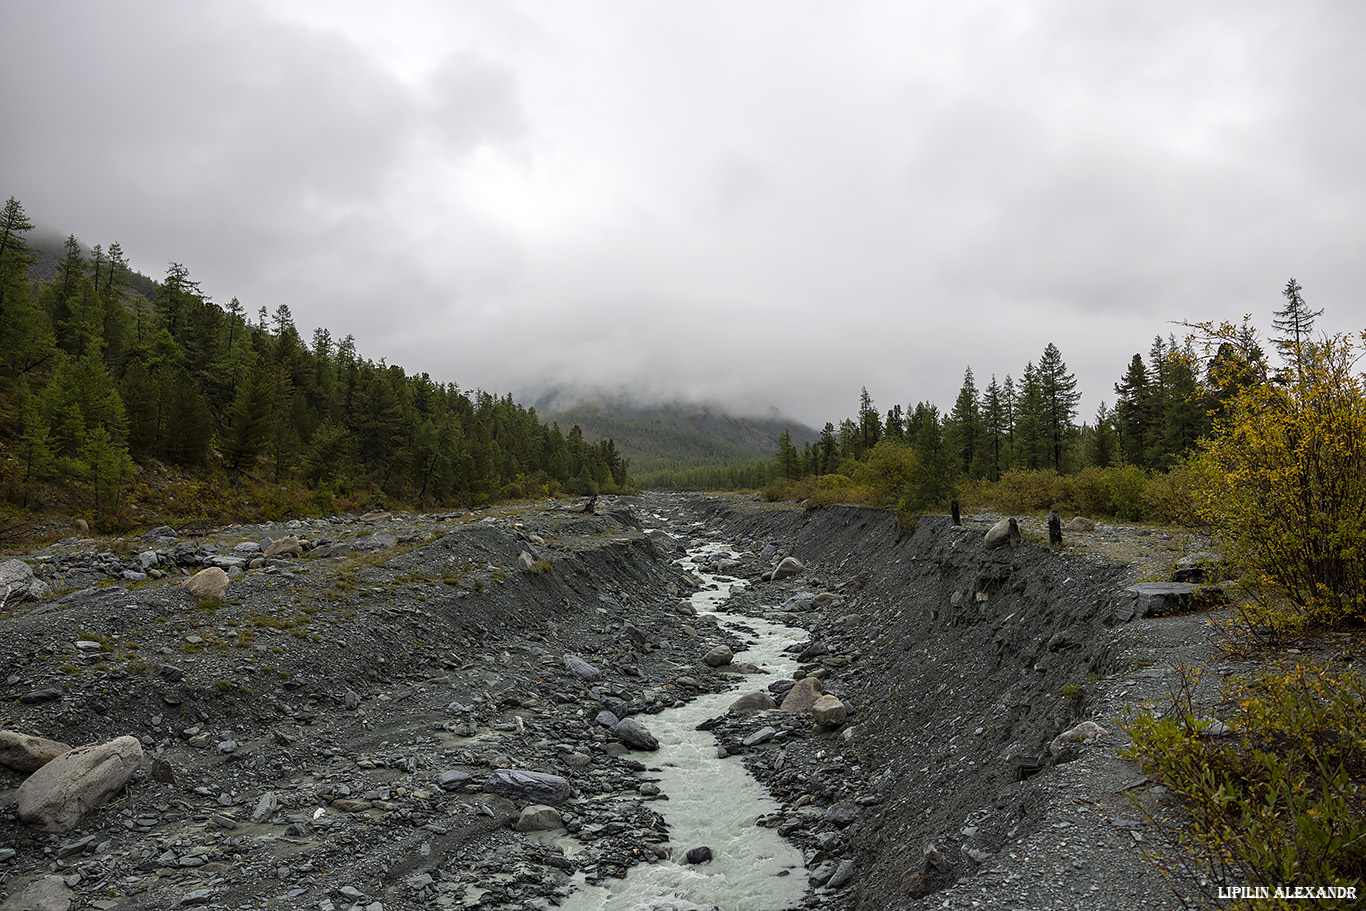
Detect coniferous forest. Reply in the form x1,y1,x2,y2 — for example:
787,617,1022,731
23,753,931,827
0,197,629,530
761,286,1340,527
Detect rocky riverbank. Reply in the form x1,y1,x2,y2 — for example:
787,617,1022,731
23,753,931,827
2,493,1228,911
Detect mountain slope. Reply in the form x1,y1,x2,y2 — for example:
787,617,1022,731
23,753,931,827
538,397,819,478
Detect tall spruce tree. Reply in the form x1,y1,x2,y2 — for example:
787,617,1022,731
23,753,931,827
947,367,982,478
1036,343,1080,471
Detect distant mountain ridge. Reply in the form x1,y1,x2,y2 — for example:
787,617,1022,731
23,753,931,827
533,391,819,478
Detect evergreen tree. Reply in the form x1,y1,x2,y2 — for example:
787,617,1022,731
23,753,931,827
1271,277,1323,381
817,422,837,474
161,368,214,466
1036,342,1080,471
1014,362,1045,470
883,404,905,443
11,376,54,507
857,386,881,455
1157,341,1208,466
0,197,46,371
981,375,1008,481
947,367,982,478
775,428,800,479
1114,353,1151,467
909,402,954,507
221,354,277,471
82,424,135,522
1087,401,1118,467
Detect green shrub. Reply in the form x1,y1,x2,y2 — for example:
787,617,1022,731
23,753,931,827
1192,331,1366,626
1123,661,1366,904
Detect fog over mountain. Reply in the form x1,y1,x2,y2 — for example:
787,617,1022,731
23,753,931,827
5,1,1364,427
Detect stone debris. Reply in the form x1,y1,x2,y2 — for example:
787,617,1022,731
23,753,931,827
0,495,1225,910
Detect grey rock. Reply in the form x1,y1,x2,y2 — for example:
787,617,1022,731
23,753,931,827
483,768,573,805
182,567,229,602
563,654,601,681
685,846,713,864
613,717,659,751
15,875,74,911
19,688,62,704
812,694,848,727
779,676,824,713
743,726,777,747
704,645,733,667
437,770,471,791
728,690,777,713
0,559,50,603
824,802,860,827
264,536,303,557
827,859,856,888
353,532,397,551
17,735,144,833
770,556,804,581
514,804,565,832
0,730,72,772
252,791,280,822
1115,582,1226,621
984,518,1022,550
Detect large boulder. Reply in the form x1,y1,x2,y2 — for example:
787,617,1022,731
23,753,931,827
780,676,824,713
17,735,144,833
263,536,303,557
811,694,848,727
729,690,777,713
613,717,660,751
515,804,565,832
0,559,49,603
353,531,397,551
0,730,72,772
983,518,1022,550
182,567,229,602
704,645,733,667
483,769,573,806
770,556,805,581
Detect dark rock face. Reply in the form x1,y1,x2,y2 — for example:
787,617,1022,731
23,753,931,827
1115,582,1226,621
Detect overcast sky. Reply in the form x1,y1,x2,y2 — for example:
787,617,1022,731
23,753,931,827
4,1,1364,428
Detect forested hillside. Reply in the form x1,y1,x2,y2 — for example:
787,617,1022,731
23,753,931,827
537,397,818,489
0,197,629,530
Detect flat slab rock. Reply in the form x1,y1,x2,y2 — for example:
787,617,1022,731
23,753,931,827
1115,582,1225,622
482,768,573,806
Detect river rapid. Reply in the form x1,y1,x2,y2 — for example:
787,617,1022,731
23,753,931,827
550,542,809,911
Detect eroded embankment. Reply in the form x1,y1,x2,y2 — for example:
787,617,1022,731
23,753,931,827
698,499,1143,908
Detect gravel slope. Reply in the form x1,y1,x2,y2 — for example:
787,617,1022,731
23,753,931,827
1,494,1235,911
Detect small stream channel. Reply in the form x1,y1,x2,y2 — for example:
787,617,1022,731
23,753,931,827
549,542,809,911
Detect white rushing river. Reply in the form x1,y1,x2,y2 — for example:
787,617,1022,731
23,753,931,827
551,544,808,911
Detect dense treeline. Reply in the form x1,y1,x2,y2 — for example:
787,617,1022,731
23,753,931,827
0,197,629,527
765,293,1320,523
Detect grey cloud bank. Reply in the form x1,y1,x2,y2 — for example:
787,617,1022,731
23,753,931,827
3,0,1363,428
